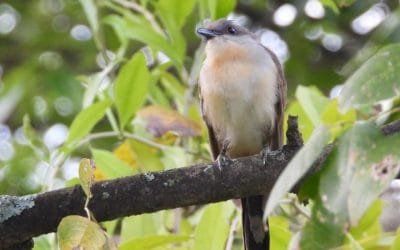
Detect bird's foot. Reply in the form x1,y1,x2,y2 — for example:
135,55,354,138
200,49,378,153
260,147,280,167
216,151,232,171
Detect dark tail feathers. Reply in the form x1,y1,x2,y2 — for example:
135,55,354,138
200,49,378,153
242,195,269,250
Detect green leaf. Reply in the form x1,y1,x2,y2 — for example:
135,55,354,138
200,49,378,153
155,0,195,28
194,202,234,250
300,201,346,250
57,215,106,250
161,146,189,170
285,102,314,141
148,74,169,107
270,216,292,250
264,126,330,218
91,148,135,179
320,0,339,14
321,99,356,139
392,229,400,250
350,200,382,239
119,234,189,250
214,0,236,19
339,44,400,112
121,212,163,242
200,0,237,19
129,139,164,172
296,85,329,126
114,52,150,128
319,122,400,226
78,0,98,33
66,99,112,146
33,235,51,250
154,0,192,63
104,14,184,67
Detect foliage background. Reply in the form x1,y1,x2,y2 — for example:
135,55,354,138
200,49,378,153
1,0,400,249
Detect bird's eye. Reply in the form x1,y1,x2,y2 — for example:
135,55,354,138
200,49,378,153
227,26,236,34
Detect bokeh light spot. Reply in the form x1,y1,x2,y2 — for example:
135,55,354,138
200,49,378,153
0,4,19,35
304,0,325,19
273,4,297,27
70,24,92,41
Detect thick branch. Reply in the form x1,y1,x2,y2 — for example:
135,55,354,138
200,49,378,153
0,117,398,249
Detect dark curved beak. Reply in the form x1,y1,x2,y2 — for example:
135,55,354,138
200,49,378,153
196,28,220,40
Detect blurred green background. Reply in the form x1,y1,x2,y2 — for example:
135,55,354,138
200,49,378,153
2,0,400,249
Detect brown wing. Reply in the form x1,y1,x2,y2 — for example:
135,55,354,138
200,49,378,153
199,91,220,160
264,46,287,150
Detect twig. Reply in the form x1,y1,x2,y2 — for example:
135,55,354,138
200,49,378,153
111,0,165,36
225,213,240,250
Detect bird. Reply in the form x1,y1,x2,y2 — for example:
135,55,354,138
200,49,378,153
196,19,287,250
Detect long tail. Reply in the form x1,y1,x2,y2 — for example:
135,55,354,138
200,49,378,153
242,195,269,250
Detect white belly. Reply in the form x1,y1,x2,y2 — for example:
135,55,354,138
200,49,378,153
200,58,278,157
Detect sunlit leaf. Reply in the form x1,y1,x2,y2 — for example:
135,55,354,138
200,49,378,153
136,105,202,137
270,216,292,250
350,200,382,243
339,44,400,112
321,99,356,139
121,212,163,242
296,85,329,126
78,158,95,199
91,148,135,180
33,236,51,250
264,126,330,218
194,202,234,250
57,215,107,250
392,229,400,250
119,234,189,250
114,52,150,128
320,0,339,14
66,99,112,146
286,101,314,141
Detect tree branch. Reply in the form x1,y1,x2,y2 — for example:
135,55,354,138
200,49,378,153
0,117,399,249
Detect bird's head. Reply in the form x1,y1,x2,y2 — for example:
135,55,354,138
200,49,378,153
196,19,251,42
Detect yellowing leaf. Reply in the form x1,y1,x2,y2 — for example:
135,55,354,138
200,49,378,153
137,105,201,137
113,141,138,169
79,158,95,199
57,215,107,250
129,140,164,172
91,148,135,180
